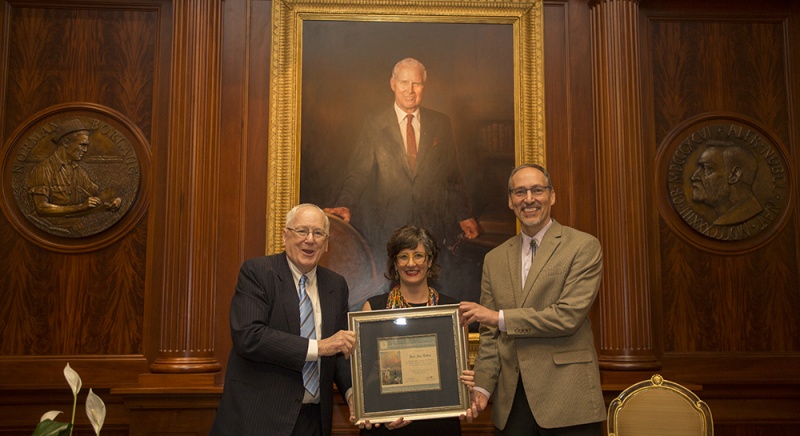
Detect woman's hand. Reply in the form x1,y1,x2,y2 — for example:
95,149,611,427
355,417,411,431
460,369,475,390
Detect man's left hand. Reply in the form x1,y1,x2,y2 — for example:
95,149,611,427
459,301,499,327
318,330,356,358
106,197,122,211
459,218,480,239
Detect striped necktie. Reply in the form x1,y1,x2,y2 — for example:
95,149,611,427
298,274,319,396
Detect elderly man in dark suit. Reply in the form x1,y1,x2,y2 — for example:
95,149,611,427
325,57,479,307
211,203,356,436
460,164,606,435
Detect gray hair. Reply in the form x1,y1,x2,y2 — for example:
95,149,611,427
508,163,552,191
285,203,330,234
391,57,427,83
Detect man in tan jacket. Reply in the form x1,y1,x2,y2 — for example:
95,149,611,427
460,163,605,435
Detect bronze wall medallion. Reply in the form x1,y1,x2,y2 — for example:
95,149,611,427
656,113,792,253
1,103,150,252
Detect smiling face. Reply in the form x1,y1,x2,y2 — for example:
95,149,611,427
394,243,432,288
390,62,425,114
282,205,329,273
508,166,556,236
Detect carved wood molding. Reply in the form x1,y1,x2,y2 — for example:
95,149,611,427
151,0,223,374
590,0,660,370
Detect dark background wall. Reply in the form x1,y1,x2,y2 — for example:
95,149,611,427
0,0,798,434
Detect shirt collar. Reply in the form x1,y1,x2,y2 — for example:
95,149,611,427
394,103,420,124
286,257,318,287
521,218,553,248
52,149,77,169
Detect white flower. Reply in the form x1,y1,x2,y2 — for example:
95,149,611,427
86,388,106,435
32,364,108,436
39,410,63,422
63,363,82,397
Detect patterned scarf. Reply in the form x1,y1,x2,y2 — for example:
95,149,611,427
385,285,440,309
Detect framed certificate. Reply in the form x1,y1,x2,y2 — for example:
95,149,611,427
348,304,470,424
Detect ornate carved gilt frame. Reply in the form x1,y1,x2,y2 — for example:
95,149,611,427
266,0,545,253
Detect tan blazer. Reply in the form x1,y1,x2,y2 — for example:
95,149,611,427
473,220,606,430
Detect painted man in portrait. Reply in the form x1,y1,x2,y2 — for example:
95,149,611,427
324,58,480,305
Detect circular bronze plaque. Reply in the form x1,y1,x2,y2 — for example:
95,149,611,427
1,103,150,252
656,113,792,254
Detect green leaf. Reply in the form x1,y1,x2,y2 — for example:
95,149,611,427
31,419,71,436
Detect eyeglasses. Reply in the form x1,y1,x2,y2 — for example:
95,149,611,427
395,252,428,265
286,227,328,240
509,185,551,198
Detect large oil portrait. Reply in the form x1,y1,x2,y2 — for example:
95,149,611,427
267,0,545,312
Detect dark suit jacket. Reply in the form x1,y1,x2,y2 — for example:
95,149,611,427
472,220,606,430
210,253,352,436
336,105,471,249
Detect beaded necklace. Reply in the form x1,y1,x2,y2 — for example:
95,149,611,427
385,285,440,309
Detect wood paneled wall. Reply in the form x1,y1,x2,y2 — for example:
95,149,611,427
647,4,799,356
0,0,798,434
638,0,800,430
0,0,168,390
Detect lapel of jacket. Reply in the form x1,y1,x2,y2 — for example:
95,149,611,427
277,253,302,335
415,107,433,175
505,234,524,306
521,220,563,307
380,106,413,179
315,268,335,338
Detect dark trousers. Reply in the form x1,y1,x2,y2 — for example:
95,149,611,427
291,403,322,436
496,378,602,436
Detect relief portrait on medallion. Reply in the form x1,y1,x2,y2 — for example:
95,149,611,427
658,115,792,249
690,140,763,226
27,119,123,218
7,114,142,240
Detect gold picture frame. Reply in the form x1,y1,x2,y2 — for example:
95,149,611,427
266,0,545,254
348,304,469,424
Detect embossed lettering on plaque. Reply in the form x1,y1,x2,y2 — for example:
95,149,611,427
1,103,150,252
656,113,792,253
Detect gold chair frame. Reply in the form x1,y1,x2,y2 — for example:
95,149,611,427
608,374,713,436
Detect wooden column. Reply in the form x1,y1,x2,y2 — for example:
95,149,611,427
149,0,223,376
590,0,660,370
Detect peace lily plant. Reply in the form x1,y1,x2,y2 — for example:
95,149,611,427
32,363,106,436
